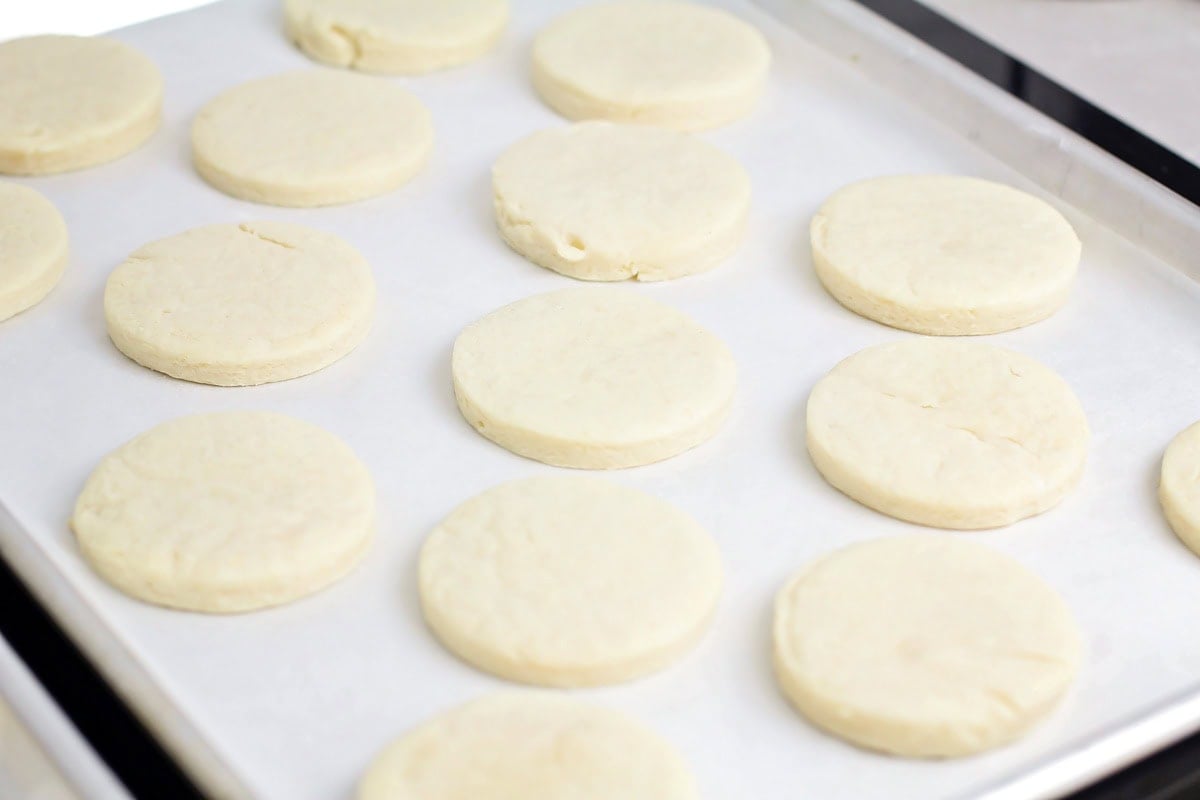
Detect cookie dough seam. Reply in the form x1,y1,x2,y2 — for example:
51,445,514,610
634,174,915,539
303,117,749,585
327,21,366,67
237,222,297,250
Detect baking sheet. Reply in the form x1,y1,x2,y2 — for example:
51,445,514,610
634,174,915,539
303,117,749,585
3,0,1200,798
0,635,129,800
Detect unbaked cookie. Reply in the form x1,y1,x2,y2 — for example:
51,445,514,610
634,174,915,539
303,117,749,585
0,35,162,175
532,2,770,131
774,535,1082,757
104,221,375,386
359,693,697,800
493,122,750,281
71,411,375,613
811,175,1081,335
420,476,722,686
284,0,508,74
0,182,68,322
1160,421,1200,557
806,338,1088,529
452,288,737,468
191,69,433,206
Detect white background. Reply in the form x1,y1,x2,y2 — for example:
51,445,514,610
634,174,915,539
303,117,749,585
1,0,210,38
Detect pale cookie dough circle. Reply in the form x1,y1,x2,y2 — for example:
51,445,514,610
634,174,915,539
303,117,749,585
191,69,433,206
0,182,68,322
452,288,737,469
811,175,1081,335
420,476,722,686
284,0,508,74
359,693,698,800
0,35,162,175
1159,421,1200,557
774,535,1082,758
492,122,750,282
104,221,375,386
806,338,1088,529
71,411,375,613
532,2,770,131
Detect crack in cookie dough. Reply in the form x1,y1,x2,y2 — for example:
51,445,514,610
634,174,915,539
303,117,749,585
285,0,508,74
104,221,375,386
806,338,1088,529
492,122,749,282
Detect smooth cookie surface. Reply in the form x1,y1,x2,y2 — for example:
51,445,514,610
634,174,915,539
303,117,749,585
192,69,432,206
774,535,1082,757
71,411,375,613
452,288,737,468
532,1,769,131
0,35,162,174
0,182,68,321
420,476,722,686
359,693,698,800
811,175,1081,335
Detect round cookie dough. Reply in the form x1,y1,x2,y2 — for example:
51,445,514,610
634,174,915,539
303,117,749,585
1159,421,1200,557
104,221,375,386
359,693,697,800
0,35,162,175
71,411,375,613
0,182,68,322
773,535,1082,758
420,476,722,686
452,288,737,469
191,69,433,206
811,175,1082,335
806,338,1088,529
284,0,508,74
532,2,770,131
492,122,750,282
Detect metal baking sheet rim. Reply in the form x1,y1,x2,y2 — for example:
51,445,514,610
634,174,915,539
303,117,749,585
0,2,1197,799
0,500,252,800
0,624,130,800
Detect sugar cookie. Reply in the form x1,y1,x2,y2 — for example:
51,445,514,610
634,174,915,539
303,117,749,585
1160,421,1200,557
811,176,1081,335
774,535,1082,757
0,182,67,321
284,0,508,74
420,476,722,686
532,2,769,131
191,69,432,206
806,338,1088,529
452,288,736,468
71,412,375,613
493,122,750,281
0,35,161,175
359,694,697,800
105,221,374,386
